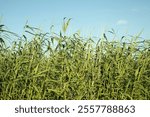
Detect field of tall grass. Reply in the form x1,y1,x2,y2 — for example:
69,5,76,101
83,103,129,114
0,19,150,99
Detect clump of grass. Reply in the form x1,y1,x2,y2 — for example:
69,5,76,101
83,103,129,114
0,19,150,100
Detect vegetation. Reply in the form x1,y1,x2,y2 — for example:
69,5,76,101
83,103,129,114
0,19,150,99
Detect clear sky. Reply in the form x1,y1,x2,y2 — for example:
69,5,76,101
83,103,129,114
0,0,150,41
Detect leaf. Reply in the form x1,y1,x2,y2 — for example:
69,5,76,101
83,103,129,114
50,25,54,35
50,37,54,44
108,31,114,34
23,35,27,40
108,28,115,34
135,67,140,78
60,31,63,38
0,24,4,30
0,37,4,43
34,64,39,74
103,33,107,41
62,18,72,33
121,36,125,40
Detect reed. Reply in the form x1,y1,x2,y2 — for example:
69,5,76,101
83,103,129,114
0,19,150,100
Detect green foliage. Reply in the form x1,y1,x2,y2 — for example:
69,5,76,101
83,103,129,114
0,22,150,100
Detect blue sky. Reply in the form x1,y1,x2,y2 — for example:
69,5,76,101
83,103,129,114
0,0,150,41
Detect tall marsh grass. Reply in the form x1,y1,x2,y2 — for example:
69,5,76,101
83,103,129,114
0,20,150,99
